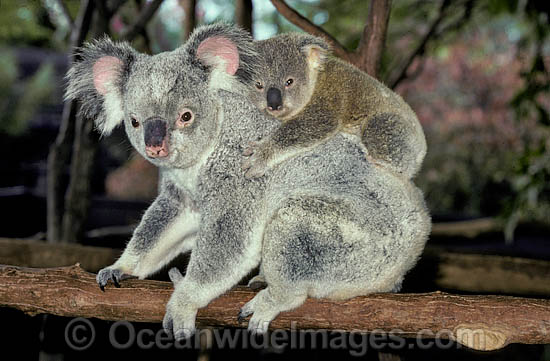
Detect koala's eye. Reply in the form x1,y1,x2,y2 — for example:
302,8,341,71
131,116,140,128
255,81,264,90
285,78,294,87
176,108,194,128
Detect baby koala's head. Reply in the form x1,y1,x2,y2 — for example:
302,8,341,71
249,33,330,121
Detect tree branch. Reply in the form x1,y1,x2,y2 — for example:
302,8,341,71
121,0,164,41
179,0,196,41
355,0,392,78
388,0,451,88
46,0,95,243
1,264,549,351
55,0,75,32
269,0,352,63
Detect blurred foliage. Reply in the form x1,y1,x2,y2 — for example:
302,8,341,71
0,50,55,136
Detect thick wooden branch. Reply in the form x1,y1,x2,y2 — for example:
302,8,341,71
1,265,549,351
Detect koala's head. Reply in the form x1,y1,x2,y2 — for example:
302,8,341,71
249,33,330,121
65,24,258,169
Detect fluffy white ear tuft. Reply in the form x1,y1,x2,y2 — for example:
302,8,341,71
92,56,125,135
196,36,240,75
303,44,328,70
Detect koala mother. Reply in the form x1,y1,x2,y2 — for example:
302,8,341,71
66,24,430,338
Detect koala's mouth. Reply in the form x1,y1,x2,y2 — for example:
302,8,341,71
145,139,169,158
266,106,288,116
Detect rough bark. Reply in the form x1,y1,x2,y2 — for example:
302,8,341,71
1,264,549,351
46,0,95,244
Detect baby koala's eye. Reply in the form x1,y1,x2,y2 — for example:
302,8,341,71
255,81,264,90
176,108,194,128
285,78,294,87
130,116,140,128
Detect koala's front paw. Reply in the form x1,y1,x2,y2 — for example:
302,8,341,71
241,141,270,179
163,268,197,340
96,267,124,291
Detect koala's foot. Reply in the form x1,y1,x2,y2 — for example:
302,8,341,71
238,287,307,335
96,267,126,291
163,268,198,340
241,141,270,179
247,274,267,290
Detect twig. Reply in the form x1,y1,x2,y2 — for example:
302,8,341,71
388,0,452,88
269,0,352,63
121,0,164,41
55,0,75,32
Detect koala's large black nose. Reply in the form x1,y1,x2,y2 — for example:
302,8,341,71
266,87,282,111
144,117,167,147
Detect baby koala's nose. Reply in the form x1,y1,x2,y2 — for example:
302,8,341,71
266,87,282,111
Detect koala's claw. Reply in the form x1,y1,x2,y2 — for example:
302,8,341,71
96,267,124,291
237,308,252,323
163,292,198,340
241,142,269,179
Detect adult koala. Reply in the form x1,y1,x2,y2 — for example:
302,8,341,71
65,24,430,338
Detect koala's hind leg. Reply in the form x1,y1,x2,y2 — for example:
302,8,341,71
239,285,307,334
239,196,357,333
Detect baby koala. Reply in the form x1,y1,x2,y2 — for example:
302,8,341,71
243,33,427,179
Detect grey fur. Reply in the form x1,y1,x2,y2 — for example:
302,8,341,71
245,33,427,179
66,24,430,337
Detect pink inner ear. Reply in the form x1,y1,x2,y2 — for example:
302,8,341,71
196,36,239,75
93,56,123,95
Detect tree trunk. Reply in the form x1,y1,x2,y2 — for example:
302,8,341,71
46,0,95,243
235,0,253,36
180,0,196,40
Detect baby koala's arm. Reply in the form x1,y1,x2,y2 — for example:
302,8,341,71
242,108,339,178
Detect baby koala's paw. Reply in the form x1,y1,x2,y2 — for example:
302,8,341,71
241,141,270,179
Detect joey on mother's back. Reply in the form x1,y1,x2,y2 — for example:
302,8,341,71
65,24,430,337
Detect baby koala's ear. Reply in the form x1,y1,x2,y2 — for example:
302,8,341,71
299,35,331,70
65,37,138,136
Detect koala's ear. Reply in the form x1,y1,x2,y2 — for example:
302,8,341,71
185,23,259,87
299,35,331,70
65,37,137,135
